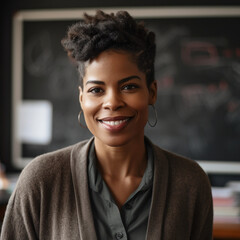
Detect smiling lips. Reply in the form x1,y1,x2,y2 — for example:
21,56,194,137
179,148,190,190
102,119,128,126
98,116,132,131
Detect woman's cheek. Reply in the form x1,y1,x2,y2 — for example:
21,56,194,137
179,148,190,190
128,96,149,111
82,97,99,112
81,98,99,130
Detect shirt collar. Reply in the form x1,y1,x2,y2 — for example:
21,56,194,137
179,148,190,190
88,139,154,201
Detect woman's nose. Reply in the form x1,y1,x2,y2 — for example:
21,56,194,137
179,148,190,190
102,90,125,111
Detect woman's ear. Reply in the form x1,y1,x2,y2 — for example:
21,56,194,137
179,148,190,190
79,86,83,108
148,80,157,105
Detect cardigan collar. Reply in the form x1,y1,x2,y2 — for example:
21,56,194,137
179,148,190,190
70,137,97,240
70,137,169,240
145,137,169,240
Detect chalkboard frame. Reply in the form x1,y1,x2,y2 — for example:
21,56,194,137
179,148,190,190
11,7,240,173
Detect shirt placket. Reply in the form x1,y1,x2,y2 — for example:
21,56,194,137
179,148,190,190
106,200,128,240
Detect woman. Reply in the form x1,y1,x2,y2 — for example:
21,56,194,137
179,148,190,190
1,10,213,240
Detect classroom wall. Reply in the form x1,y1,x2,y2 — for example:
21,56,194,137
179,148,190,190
0,0,239,172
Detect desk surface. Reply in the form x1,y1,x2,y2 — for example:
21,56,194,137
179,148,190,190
213,222,240,239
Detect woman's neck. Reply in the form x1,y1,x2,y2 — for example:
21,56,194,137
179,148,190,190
94,137,147,180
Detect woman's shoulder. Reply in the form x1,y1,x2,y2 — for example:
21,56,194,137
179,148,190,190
16,139,91,190
151,143,212,209
151,142,210,187
158,146,202,171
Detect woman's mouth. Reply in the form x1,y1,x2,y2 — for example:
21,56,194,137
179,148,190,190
98,117,132,131
101,119,128,126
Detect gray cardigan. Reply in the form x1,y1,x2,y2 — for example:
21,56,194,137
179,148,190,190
0,138,213,239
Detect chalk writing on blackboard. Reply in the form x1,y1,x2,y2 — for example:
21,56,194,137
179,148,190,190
25,31,53,77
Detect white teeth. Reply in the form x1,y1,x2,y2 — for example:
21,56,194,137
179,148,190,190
102,119,128,126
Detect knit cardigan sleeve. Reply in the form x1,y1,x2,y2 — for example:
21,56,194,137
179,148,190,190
164,149,213,240
0,144,79,240
0,161,42,240
147,143,213,240
189,164,213,240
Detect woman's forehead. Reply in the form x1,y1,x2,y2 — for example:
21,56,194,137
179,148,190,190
83,51,144,82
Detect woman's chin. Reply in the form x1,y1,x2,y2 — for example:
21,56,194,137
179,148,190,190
94,132,144,148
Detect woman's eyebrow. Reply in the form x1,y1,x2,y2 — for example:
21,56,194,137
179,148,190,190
118,75,141,84
86,80,105,85
85,75,141,85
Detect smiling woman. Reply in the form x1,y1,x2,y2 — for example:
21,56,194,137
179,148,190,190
79,50,156,149
1,10,213,240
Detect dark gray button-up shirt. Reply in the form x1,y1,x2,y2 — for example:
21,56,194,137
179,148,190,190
88,141,154,240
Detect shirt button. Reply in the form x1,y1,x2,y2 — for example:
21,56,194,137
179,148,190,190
115,232,124,239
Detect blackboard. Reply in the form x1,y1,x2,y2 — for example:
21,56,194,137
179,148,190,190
12,8,240,170
22,20,90,157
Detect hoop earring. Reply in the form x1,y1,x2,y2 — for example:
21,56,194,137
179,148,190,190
148,105,158,127
78,111,87,128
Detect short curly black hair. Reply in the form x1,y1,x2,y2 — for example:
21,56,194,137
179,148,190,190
61,10,156,88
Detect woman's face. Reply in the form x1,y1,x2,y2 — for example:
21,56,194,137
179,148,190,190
79,50,157,147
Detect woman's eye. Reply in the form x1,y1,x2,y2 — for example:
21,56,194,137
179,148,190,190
88,88,103,94
122,84,138,90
